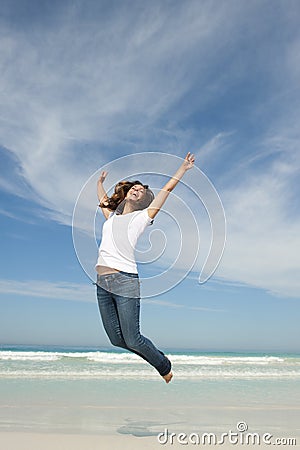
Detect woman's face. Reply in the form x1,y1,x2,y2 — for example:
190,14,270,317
126,184,146,202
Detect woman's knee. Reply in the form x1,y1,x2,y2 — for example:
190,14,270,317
109,336,127,349
124,334,143,350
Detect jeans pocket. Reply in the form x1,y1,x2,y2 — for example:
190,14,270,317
114,273,140,298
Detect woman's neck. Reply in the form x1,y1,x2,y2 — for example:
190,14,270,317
122,202,135,215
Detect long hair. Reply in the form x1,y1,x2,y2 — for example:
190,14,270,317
99,180,154,213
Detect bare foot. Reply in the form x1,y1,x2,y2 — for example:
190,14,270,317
163,371,173,383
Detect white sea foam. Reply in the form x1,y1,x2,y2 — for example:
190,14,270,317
0,351,289,364
0,351,60,361
0,350,299,380
0,367,299,380
160,355,286,365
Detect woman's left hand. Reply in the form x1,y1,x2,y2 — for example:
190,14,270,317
181,152,195,171
98,171,108,184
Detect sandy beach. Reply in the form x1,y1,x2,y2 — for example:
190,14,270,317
0,348,299,449
0,432,293,450
1,403,299,450
1,415,299,450
0,432,160,450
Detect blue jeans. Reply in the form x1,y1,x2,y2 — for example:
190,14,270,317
96,271,171,377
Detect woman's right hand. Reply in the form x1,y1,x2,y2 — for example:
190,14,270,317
181,152,195,171
98,171,108,184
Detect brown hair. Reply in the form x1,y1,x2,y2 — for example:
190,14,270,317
99,180,151,211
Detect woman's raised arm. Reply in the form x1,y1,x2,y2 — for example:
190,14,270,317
147,152,195,220
97,171,112,220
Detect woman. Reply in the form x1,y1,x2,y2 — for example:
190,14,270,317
95,152,195,383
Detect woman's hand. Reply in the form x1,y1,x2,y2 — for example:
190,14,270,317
98,171,108,184
181,152,195,171
97,171,111,219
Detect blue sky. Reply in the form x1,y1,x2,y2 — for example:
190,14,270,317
0,0,300,352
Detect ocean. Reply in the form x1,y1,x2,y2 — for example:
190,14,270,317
0,345,299,438
0,345,300,381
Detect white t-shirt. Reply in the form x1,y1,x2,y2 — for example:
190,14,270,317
95,208,153,274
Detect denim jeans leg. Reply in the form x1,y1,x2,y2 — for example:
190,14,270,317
96,272,171,377
96,284,152,364
96,284,128,349
114,295,171,377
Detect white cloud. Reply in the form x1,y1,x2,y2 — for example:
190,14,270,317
0,279,222,312
216,129,300,299
0,1,258,219
0,1,300,300
195,132,235,163
0,279,94,303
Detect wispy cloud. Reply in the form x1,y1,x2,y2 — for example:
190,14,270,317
1,1,300,300
218,128,300,298
0,207,21,221
0,279,94,303
195,132,235,163
0,1,262,219
143,298,224,313
0,278,222,311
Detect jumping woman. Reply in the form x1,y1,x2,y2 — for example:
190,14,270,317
95,152,195,383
